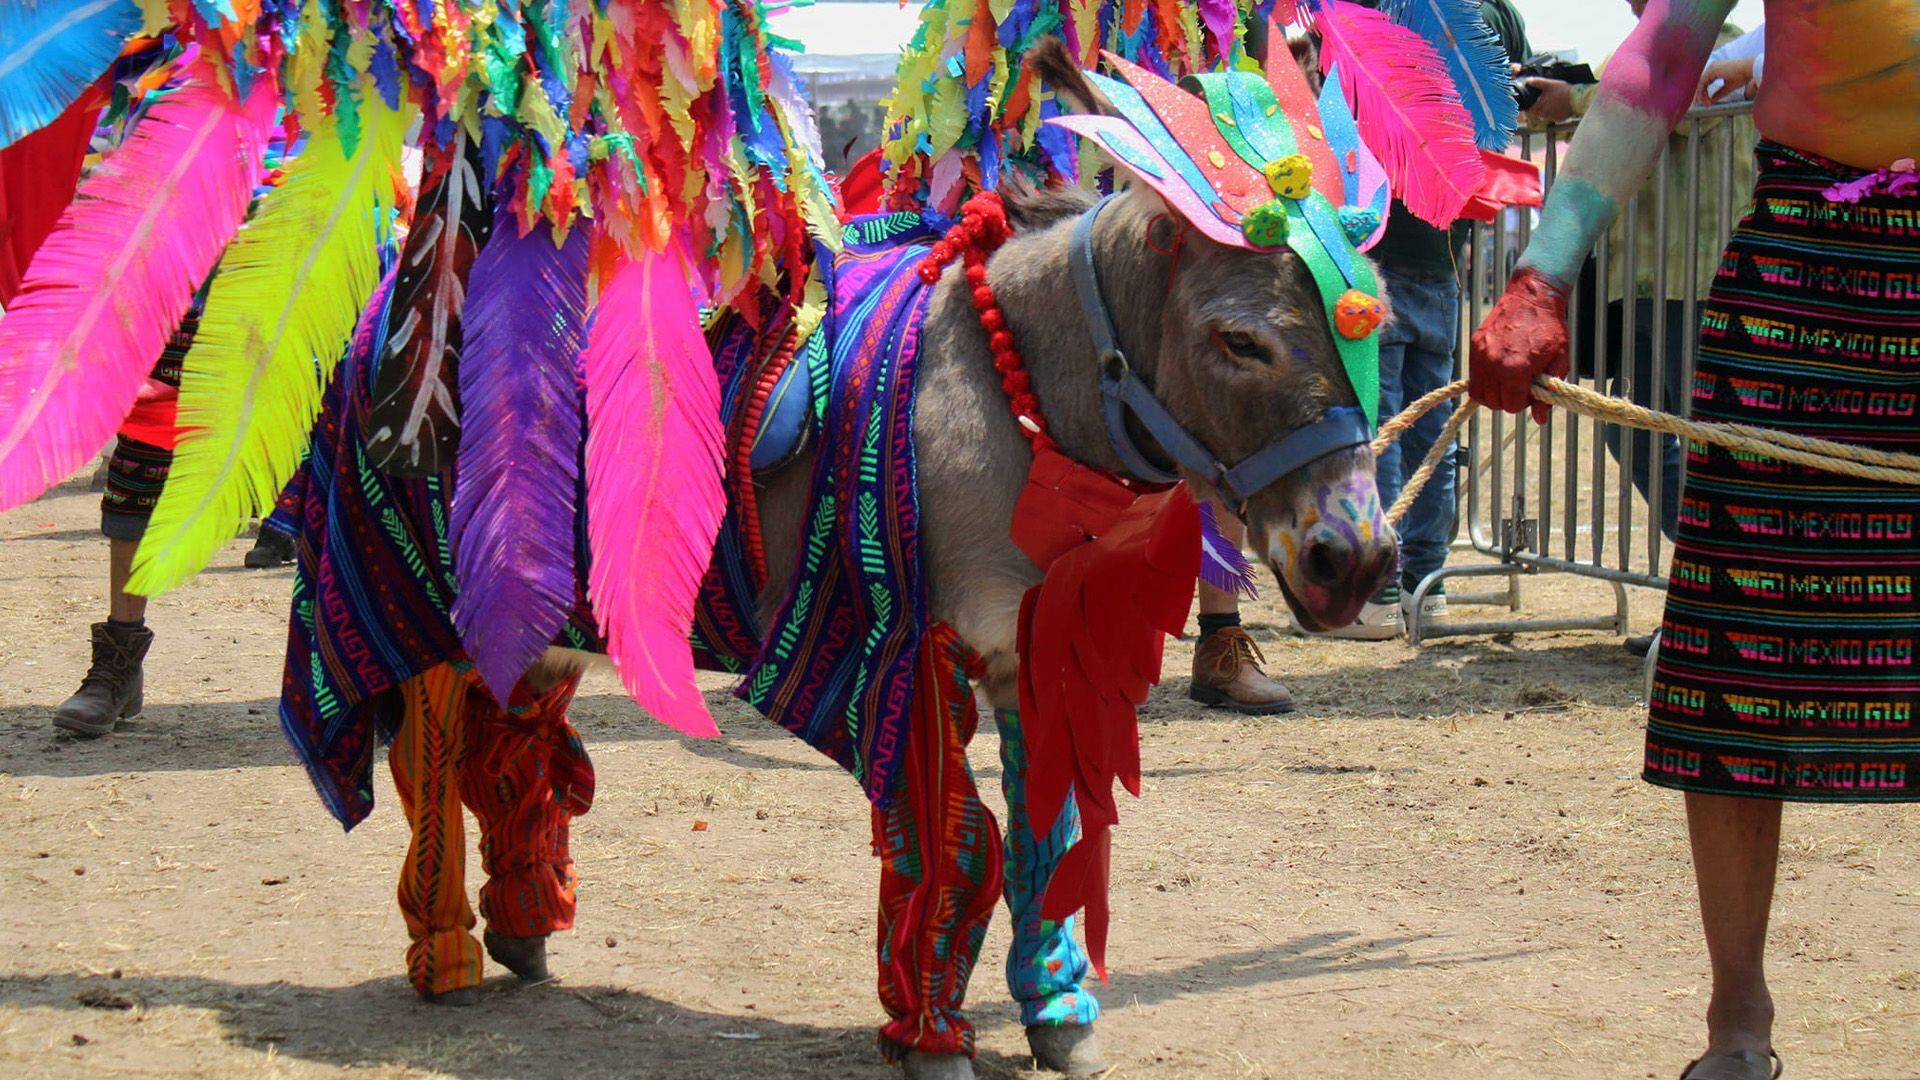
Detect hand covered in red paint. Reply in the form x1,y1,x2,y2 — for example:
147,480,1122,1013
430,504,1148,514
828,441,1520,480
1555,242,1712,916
1469,268,1569,425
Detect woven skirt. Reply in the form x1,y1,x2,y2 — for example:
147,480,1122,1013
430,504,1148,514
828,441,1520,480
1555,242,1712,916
1645,142,1920,802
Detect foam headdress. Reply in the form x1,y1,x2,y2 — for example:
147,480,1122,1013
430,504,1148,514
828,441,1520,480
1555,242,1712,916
1049,51,1389,427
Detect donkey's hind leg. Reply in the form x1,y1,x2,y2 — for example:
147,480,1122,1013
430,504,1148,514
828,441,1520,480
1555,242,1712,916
993,706,1108,1076
874,626,1004,1079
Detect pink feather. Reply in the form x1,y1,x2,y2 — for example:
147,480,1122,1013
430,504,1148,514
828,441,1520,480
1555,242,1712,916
1304,0,1484,226
0,72,275,510
581,236,724,738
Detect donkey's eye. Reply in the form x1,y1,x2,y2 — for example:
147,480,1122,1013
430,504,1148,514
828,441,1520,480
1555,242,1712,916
1216,330,1268,363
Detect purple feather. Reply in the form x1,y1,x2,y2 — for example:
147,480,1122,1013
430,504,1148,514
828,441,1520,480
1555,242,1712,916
450,205,591,700
1199,501,1259,599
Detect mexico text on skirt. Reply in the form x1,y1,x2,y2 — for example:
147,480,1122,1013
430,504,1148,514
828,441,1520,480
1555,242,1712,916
1647,142,1920,801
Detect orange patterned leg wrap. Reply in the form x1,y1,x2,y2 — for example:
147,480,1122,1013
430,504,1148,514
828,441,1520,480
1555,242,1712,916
872,624,1004,1060
389,664,483,997
459,674,591,939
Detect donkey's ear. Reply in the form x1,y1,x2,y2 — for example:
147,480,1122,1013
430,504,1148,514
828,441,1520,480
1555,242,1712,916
1028,38,1122,118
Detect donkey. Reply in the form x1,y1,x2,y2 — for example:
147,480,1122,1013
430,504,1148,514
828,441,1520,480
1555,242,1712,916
729,52,1398,1080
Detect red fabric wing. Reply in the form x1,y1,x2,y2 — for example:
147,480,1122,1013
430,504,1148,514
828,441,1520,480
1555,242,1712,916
1015,471,1200,978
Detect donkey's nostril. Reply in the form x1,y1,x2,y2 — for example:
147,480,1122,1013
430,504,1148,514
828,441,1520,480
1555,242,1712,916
1302,540,1345,589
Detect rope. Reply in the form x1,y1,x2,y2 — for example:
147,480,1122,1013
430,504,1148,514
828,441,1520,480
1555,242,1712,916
1372,376,1920,527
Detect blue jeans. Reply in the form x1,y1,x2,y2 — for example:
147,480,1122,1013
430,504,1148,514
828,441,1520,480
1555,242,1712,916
1375,269,1461,588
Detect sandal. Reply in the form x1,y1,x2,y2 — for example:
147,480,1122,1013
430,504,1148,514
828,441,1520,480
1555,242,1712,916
1679,1049,1782,1080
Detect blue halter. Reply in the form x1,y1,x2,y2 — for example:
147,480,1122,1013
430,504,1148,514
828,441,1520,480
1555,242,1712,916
1068,195,1370,510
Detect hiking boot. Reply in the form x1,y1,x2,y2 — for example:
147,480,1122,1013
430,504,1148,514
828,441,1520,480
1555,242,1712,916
484,930,550,982
1188,627,1293,715
244,527,295,568
54,622,152,739
1316,586,1403,641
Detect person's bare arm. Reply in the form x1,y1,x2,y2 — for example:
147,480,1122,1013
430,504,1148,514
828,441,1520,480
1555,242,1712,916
1470,0,1735,419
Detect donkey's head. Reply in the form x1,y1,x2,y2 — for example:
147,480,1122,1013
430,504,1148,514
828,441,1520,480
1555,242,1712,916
1031,44,1396,631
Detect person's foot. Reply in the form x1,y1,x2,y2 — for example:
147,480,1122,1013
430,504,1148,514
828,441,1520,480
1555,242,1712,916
1315,586,1403,641
1400,580,1448,624
244,527,296,568
1625,632,1659,658
54,621,153,739
484,930,550,982
1189,627,1294,714
421,985,482,1006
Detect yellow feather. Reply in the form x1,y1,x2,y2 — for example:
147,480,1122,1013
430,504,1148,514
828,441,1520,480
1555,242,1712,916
130,88,415,595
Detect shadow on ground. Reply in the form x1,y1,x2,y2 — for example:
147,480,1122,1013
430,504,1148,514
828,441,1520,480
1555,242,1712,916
0,926,1533,1078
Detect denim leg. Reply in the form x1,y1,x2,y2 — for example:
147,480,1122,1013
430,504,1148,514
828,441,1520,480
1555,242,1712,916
1379,270,1462,584
995,708,1099,1028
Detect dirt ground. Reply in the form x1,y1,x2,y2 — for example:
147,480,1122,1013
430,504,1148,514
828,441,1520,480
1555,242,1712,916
2,484,1917,1080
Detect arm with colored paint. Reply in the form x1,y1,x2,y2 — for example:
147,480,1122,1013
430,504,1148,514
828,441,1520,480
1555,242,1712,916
1469,0,1736,420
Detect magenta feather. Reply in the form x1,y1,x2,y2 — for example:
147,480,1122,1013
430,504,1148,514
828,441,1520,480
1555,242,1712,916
450,205,591,701
581,236,724,738
0,73,275,510
1302,0,1484,226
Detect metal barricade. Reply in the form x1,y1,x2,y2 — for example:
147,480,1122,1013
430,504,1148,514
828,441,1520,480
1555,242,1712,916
1406,102,1759,644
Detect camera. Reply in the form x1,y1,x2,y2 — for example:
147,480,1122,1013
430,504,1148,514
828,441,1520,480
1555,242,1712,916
1512,58,1598,112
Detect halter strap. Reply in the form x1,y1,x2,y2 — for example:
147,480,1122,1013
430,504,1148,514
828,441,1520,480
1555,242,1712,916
1069,195,1370,507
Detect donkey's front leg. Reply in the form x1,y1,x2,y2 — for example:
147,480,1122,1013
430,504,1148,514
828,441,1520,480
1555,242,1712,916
874,625,1004,1080
987,679,1108,1077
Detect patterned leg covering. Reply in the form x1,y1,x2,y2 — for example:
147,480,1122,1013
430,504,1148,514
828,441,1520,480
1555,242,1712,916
458,674,592,938
994,707,1100,1028
389,664,483,997
873,624,1005,1061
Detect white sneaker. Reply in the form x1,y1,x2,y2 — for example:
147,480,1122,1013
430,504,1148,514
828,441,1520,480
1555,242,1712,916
1316,587,1403,641
1401,584,1449,623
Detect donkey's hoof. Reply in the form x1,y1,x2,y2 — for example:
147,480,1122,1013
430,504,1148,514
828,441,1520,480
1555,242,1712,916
1027,1024,1108,1076
484,930,550,982
421,986,482,1007
902,1051,975,1080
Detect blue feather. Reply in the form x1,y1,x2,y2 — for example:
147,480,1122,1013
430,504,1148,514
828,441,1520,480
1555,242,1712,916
0,0,141,150
450,203,591,701
1382,0,1516,150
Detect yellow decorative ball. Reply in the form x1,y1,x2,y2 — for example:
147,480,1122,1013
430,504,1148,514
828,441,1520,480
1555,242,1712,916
1264,153,1314,199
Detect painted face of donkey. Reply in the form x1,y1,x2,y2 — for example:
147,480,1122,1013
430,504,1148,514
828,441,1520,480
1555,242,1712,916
1144,220,1397,632
1032,42,1397,632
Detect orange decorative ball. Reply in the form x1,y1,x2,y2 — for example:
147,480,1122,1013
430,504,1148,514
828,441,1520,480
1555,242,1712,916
1333,289,1385,340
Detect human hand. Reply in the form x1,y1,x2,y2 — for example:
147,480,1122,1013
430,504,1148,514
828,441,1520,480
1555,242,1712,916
1695,56,1758,105
1468,267,1569,424
1520,78,1575,124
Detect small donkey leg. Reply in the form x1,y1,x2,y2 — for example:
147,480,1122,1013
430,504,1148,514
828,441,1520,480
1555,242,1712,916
993,706,1107,1076
873,626,1004,1078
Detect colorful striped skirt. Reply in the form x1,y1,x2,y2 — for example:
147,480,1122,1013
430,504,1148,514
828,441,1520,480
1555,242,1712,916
1646,142,1920,802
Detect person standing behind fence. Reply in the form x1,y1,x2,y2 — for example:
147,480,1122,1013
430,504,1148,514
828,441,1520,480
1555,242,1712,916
1526,4,1759,662
1304,0,1532,641
1472,1,1920,1076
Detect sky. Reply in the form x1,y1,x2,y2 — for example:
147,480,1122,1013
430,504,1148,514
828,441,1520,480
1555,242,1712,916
774,0,1767,62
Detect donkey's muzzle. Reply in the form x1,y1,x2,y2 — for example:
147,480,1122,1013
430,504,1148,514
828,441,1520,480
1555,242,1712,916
1277,529,1398,634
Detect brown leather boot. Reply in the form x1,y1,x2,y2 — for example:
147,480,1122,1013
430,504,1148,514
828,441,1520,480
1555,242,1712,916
1188,626,1293,715
54,621,153,738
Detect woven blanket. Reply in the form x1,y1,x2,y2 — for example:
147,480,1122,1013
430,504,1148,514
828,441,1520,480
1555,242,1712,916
719,211,946,804
279,271,598,829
